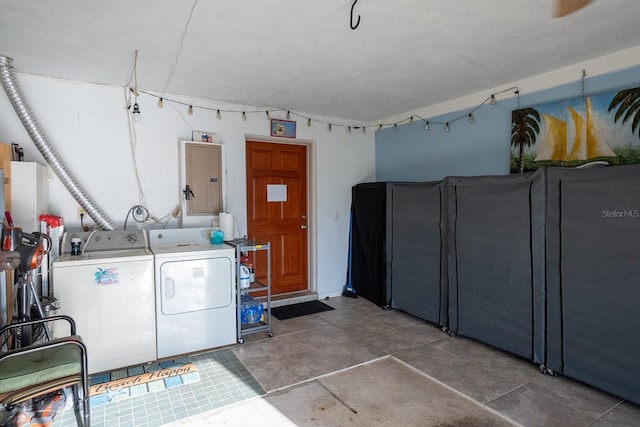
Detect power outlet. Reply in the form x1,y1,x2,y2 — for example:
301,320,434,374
77,206,87,219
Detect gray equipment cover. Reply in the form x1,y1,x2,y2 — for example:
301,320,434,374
545,164,640,405
389,181,448,327
447,170,545,363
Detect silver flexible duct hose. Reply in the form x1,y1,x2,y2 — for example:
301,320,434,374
0,56,115,230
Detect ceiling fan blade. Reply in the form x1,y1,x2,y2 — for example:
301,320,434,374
554,0,591,17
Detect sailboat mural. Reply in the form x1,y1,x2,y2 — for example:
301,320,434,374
535,97,616,162
511,85,640,173
535,113,566,161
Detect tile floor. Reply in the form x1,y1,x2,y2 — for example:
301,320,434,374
57,295,640,426
53,349,264,427
168,356,519,426
226,296,640,426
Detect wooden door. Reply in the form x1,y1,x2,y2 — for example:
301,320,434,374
246,141,308,295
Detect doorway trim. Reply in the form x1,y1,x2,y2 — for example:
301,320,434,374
245,133,317,295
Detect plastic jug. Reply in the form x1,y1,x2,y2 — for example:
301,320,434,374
239,264,250,289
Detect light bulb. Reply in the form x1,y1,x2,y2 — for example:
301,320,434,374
287,111,291,119
157,98,163,108
409,116,414,125
132,103,141,122
217,110,221,119
445,123,450,132
491,95,496,105
378,124,383,131
266,111,271,120
188,105,193,115
328,123,332,132
347,126,352,134
424,121,429,131
394,124,398,132
468,113,474,123
242,111,247,121
307,118,311,127
361,126,366,135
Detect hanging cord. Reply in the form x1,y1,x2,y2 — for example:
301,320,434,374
123,204,178,230
579,69,587,167
124,205,149,230
124,51,148,208
125,87,149,207
122,52,179,229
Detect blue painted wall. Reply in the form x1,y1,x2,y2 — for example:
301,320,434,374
375,65,640,182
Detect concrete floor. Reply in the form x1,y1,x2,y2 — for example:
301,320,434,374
168,357,516,426
167,296,640,426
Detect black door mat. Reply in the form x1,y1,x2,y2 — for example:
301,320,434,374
271,300,335,320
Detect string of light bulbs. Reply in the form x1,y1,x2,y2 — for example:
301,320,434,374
128,85,521,135
412,86,519,133
124,0,519,135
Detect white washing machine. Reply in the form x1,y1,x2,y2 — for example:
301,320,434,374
52,230,156,374
149,228,236,359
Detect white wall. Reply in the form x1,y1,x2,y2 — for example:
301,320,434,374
0,73,375,297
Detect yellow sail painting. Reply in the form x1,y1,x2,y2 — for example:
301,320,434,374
535,97,615,162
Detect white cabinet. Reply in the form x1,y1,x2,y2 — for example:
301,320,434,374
10,161,48,232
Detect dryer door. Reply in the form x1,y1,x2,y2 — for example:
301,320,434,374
159,256,233,315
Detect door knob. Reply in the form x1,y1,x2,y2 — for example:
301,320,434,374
301,225,307,229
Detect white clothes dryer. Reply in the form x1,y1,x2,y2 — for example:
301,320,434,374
149,228,236,359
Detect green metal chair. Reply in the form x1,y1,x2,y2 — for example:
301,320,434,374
0,315,90,426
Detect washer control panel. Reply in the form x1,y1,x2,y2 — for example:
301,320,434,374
61,230,148,254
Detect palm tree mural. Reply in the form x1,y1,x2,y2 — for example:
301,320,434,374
95,268,106,284
608,87,640,141
511,107,541,173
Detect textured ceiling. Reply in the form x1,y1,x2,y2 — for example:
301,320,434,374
1,0,640,123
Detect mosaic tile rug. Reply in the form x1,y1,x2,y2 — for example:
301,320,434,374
89,356,200,407
53,348,265,427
